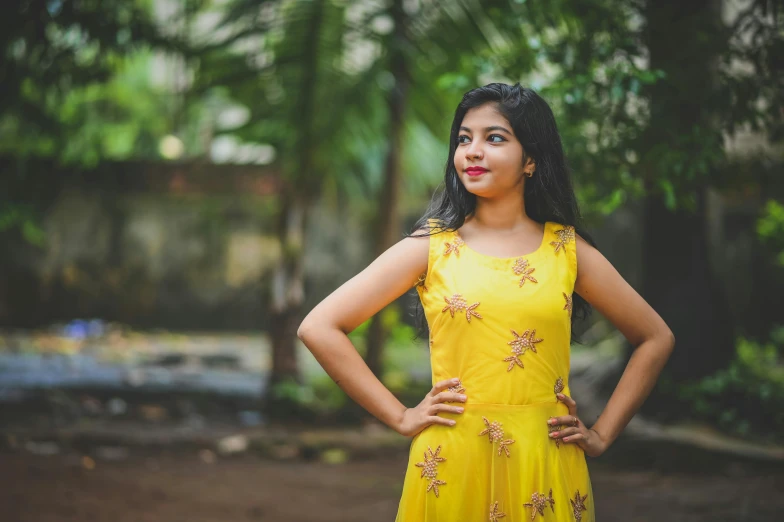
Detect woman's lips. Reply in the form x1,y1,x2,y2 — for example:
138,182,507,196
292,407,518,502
466,167,488,177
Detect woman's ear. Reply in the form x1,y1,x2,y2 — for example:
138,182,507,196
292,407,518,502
523,156,536,176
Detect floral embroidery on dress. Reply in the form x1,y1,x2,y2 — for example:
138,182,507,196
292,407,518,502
489,501,507,521
554,376,565,400
442,294,482,322
570,490,589,521
513,257,538,287
443,236,465,257
503,329,543,371
550,225,575,254
447,380,466,394
415,272,428,292
523,489,555,520
415,445,447,498
479,417,515,457
563,292,573,316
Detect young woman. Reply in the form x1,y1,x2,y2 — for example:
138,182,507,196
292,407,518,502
297,83,674,521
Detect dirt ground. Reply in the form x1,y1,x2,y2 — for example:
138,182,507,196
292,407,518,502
2,449,783,522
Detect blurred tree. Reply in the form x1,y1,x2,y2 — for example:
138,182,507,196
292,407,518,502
488,0,783,383
362,0,410,379
0,0,186,241
197,0,543,400
194,0,380,414
636,0,735,381
0,0,174,159
0,0,187,326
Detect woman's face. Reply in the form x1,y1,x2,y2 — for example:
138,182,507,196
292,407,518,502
453,103,533,198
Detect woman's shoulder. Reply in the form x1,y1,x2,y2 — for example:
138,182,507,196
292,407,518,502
409,218,456,240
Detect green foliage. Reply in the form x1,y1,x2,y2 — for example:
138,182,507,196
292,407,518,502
500,0,655,215
278,304,428,421
381,306,418,346
271,375,348,415
482,0,784,216
719,0,784,142
0,204,46,247
677,332,784,442
51,51,175,166
0,0,171,159
0,1,221,245
757,200,784,266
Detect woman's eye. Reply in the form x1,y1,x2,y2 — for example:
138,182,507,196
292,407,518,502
458,134,505,144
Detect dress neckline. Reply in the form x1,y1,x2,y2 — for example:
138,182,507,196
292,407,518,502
454,222,550,265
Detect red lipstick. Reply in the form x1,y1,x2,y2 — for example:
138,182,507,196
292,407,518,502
466,167,488,176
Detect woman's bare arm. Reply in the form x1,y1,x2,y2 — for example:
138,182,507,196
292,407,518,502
573,235,675,448
297,233,467,436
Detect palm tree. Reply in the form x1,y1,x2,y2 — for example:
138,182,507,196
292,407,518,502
194,0,390,414
362,0,544,377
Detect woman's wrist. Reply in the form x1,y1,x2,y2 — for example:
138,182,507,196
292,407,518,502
589,427,611,451
391,406,409,435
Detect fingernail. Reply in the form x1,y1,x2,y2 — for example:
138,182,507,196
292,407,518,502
563,437,569,441
452,378,460,383
557,393,563,398
551,431,558,437
457,408,464,413
459,394,467,400
548,418,555,425
450,420,456,425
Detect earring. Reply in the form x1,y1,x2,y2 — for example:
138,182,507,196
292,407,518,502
525,170,534,178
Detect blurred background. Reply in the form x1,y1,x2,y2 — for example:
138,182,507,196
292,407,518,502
0,0,783,520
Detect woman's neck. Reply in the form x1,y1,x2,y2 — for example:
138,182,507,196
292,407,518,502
469,193,533,232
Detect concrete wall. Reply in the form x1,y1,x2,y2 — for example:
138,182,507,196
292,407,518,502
1,159,778,337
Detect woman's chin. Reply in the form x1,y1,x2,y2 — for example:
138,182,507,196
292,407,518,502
464,183,519,200
460,174,490,189
464,186,494,198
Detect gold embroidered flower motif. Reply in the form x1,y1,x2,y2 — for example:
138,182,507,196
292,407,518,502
443,237,465,257
489,501,507,521
478,417,515,457
464,302,482,322
550,225,575,254
513,257,538,287
570,490,589,521
563,292,573,316
415,272,428,292
442,294,466,316
447,380,465,394
523,489,555,520
554,376,565,400
415,445,447,498
442,294,482,322
549,423,565,448
503,329,543,371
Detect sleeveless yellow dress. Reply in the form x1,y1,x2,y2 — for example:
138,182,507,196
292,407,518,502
395,221,594,522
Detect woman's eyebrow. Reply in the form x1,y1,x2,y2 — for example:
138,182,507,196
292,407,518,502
459,125,512,135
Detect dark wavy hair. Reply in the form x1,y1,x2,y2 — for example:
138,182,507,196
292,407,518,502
410,82,595,337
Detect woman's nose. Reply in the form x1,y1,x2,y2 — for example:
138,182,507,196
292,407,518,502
465,142,483,159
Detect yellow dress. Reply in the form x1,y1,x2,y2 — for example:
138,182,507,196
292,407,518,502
395,221,594,522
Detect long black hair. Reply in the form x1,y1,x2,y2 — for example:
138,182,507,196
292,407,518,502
410,82,595,335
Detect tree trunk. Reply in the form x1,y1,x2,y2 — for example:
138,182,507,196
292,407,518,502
364,0,410,378
266,193,308,413
640,189,734,380
632,0,735,388
265,0,324,415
